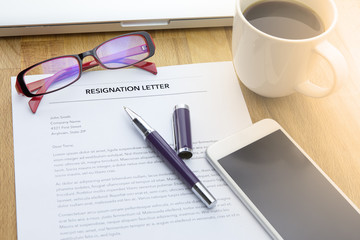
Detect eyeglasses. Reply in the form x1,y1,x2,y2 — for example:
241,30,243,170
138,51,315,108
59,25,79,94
15,31,157,113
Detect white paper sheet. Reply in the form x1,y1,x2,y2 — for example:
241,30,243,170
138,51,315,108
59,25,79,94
11,62,270,240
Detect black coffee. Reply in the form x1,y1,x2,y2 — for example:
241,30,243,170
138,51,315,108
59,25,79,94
243,0,325,39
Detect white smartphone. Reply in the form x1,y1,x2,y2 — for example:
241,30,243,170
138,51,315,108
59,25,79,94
206,119,360,240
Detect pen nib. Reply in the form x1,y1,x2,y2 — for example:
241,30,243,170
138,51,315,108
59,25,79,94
123,107,154,136
123,107,137,121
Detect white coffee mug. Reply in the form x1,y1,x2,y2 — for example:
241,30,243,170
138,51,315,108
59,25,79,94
232,0,348,98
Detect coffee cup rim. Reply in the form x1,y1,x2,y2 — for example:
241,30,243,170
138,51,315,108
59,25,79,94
236,0,338,43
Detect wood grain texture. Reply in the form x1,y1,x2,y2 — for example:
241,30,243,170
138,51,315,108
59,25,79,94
1,0,359,238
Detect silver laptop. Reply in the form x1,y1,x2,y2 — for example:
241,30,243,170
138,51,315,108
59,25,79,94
0,0,235,37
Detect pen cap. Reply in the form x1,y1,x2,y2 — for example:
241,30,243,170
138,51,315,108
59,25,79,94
173,104,193,159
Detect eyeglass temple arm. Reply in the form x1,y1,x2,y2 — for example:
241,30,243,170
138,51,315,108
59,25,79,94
28,69,70,113
82,60,157,75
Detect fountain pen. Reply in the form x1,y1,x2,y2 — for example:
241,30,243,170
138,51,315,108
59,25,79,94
124,107,217,208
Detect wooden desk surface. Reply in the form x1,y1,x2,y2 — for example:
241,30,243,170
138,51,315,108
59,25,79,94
1,0,360,238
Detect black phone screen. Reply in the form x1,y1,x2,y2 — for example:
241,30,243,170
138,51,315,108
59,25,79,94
219,130,360,240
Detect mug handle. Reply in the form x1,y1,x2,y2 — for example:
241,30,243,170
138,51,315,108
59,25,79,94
295,40,348,97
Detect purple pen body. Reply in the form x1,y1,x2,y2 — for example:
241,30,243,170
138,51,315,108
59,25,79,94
146,131,198,187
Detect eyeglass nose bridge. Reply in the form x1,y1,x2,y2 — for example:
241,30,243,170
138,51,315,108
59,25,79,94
78,50,95,60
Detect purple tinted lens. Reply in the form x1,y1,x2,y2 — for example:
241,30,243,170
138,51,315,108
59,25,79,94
96,35,150,69
24,56,80,94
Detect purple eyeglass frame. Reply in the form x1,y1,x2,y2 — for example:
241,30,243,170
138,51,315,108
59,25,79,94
15,31,156,113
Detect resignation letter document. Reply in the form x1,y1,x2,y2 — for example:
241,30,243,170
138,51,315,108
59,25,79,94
11,62,270,240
